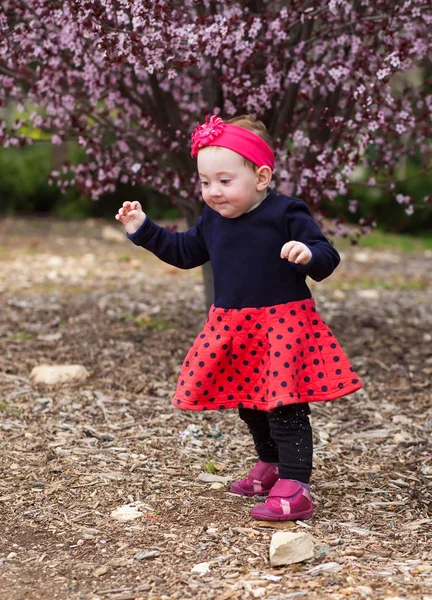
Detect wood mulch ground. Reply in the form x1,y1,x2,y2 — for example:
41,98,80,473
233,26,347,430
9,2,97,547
0,217,431,600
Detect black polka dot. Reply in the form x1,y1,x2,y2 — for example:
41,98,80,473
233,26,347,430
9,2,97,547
251,350,257,356
312,319,319,325
338,383,344,389
218,386,224,392
313,359,319,365
228,394,234,400
256,324,262,329
296,338,301,344
238,402,244,408
237,385,243,391
254,368,259,373
336,369,342,375
276,334,283,340
245,377,251,383
318,372,324,378
330,343,337,349
284,362,290,368
307,389,314,396
240,344,246,349
222,344,228,350
224,325,230,331
196,381,202,387
298,321,304,327
210,352,216,359
236,325,242,331
288,327,294,332
272,391,276,397
279,318,285,323
203,390,209,396
321,385,328,392
200,333,206,339
286,344,292,350
247,333,253,339
199,361,205,367
352,379,359,384
189,370,194,376
219,405,225,410
304,376,311,383
333,356,340,362
277,401,283,407
290,309,296,315
245,315,251,321
254,386,260,392
243,360,249,366
228,376,233,382
180,380,185,386
217,316,222,322
177,399,181,405
185,390,191,397
270,308,276,314
281,381,287,387
209,397,215,402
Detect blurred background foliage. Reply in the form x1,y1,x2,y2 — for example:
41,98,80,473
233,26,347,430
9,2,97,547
0,138,431,234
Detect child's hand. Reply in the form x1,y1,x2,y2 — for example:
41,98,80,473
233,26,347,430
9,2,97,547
115,201,146,234
281,241,312,265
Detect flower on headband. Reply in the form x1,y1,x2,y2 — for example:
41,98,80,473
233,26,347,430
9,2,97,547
190,115,225,157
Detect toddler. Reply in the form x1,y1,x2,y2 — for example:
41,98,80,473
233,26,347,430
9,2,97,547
115,114,362,521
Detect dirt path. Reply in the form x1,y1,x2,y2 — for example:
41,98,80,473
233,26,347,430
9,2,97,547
0,217,431,600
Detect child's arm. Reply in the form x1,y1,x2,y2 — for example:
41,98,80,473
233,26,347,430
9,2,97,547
115,201,209,270
282,200,340,281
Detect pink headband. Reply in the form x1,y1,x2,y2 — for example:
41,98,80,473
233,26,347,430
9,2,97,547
190,115,274,171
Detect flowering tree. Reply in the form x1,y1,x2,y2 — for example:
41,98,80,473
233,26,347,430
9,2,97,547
1,1,431,233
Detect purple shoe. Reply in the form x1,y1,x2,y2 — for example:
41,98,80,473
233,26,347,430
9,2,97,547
251,479,313,521
231,460,279,497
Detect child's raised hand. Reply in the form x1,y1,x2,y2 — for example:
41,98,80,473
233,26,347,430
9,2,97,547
281,240,312,265
115,201,146,235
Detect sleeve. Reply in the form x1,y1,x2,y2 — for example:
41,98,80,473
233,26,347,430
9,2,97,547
285,200,340,282
126,212,209,270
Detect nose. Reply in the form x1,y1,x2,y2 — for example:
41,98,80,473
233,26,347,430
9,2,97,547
209,183,222,198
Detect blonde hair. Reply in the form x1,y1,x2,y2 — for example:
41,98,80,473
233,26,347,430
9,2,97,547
226,114,273,171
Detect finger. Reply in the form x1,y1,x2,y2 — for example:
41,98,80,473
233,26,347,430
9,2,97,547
131,201,141,210
280,241,296,258
122,201,132,209
295,251,309,264
288,246,302,262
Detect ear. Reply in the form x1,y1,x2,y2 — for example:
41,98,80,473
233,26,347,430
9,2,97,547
256,166,272,191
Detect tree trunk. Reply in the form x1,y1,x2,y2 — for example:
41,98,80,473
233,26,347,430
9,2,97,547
184,205,214,312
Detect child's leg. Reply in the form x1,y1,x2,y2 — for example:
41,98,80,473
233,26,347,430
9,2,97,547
267,403,313,483
250,403,313,521
231,408,279,496
238,407,279,463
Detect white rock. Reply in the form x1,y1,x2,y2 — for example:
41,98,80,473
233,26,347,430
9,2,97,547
353,251,370,263
30,365,89,385
102,226,126,243
269,531,315,567
356,289,380,300
110,502,153,522
198,473,230,484
210,482,224,490
307,561,342,574
191,562,211,575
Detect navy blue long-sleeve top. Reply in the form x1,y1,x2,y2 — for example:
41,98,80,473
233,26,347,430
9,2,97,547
127,192,340,309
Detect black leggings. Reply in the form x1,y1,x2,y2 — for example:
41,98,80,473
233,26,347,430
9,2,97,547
238,404,313,483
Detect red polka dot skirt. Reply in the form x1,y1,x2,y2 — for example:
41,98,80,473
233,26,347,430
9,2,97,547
173,298,362,412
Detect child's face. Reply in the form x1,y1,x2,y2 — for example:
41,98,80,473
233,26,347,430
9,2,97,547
197,147,267,219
